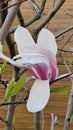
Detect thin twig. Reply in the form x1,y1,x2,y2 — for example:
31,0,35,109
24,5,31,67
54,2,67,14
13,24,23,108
17,9,25,27
0,79,8,88
61,34,73,49
50,72,72,84
55,25,73,39
32,0,65,40
51,113,58,130
58,48,73,53
0,117,7,124
59,54,73,130
0,95,28,107
0,0,28,13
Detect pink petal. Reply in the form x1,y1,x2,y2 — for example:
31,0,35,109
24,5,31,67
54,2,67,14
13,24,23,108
31,63,49,79
0,44,49,80
13,45,58,80
26,79,50,113
15,53,49,79
38,49,58,81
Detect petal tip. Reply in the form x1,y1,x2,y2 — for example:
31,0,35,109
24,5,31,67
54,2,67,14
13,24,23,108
37,28,57,55
26,79,50,113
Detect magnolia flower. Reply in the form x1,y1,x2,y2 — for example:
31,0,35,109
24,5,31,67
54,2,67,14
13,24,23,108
0,26,58,113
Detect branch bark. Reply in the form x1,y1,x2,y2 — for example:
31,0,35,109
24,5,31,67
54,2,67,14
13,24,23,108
63,84,73,130
0,0,21,43
24,0,46,27
0,0,7,27
0,1,22,129
17,8,25,27
55,25,73,39
34,112,41,130
32,0,65,40
60,55,73,130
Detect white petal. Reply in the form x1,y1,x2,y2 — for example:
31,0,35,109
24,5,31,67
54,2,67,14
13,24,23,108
26,79,50,113
13,52,49,66
37,28,57,55
14,26,35,54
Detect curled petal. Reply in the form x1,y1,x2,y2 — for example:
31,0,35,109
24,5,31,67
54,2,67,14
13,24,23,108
0,44,49,80
26,79,50,113
37,48,58,80
31,63,49,79
13,52,48,62
13,45,58,80
0,43,17,66
15,54,49,79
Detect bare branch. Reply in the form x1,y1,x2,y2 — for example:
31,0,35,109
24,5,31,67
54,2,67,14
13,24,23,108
32,0,65,40
55,25,73,39
59,55,73,130
0,95,28,107
0,0,27,13
50,72,72,84
24,0,46,27
17,9,25,27
51,113,58,130
0,117,7,124
0,0,27,43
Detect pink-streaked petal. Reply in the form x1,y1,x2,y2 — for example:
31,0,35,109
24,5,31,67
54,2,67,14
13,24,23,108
13,45,58,80
31,63,49,80
15,54,49,79
36,48,58,80
37,28,57,55
0,44,49,79
14,26,35,54
26,79,50,113
42,50,58,79
49,63,58,81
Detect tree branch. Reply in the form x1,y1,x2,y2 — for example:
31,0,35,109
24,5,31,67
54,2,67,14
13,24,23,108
17,8,25,27
0,0,26,43
0,95,28,107
0,117,7,124
24,0,46,27
55,25,73,39
59,54,73,130
32,0,65,40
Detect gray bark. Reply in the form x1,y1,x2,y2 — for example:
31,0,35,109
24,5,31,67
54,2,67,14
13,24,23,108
63,83,73,130
34,112,41,130
32,0,65,40
0,0,20,43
